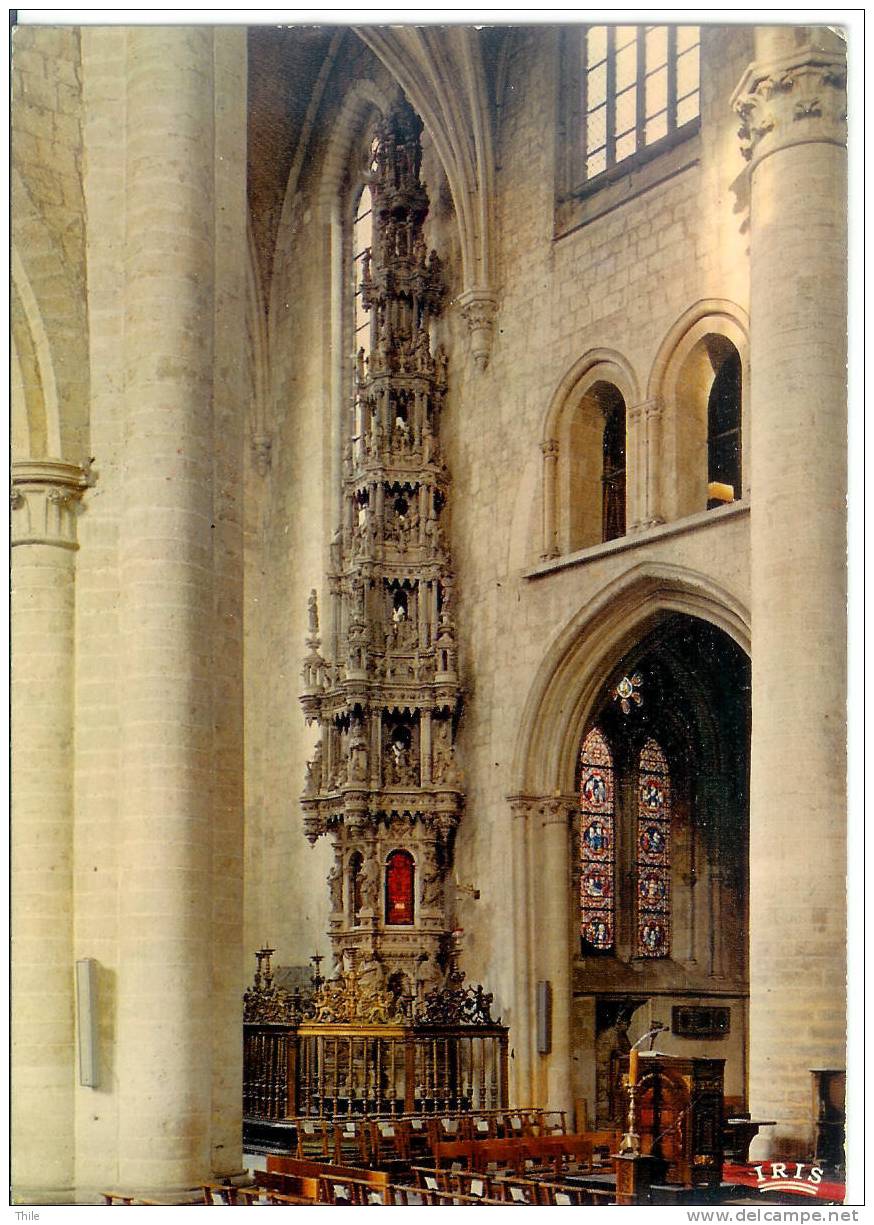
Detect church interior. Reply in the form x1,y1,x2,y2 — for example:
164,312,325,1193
10,17,850,1207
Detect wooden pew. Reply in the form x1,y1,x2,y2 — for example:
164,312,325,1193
389,1183,428,1206
320,1174,395,1204
471,1138,531,1173
295,1117,332,1160
524,1133,594,1175
333,1118,370,1165
267,1153,391,1204
368,1118,410,1167
431,1137,476,1171
256,1168,321,1204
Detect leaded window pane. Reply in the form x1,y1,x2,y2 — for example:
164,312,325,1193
580,728,615,952
637,739,671,958
581,25,699,181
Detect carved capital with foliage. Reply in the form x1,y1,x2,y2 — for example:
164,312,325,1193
731,46,847,167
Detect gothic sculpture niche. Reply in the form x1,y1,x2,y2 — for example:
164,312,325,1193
300,99,467,993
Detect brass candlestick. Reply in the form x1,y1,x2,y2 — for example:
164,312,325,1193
619,1063,641,1155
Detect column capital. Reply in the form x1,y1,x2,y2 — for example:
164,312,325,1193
11,459,91,549
628,396,663,422
540,437,559,459
508,794,536,821
731,46,847,168
507,793,576,824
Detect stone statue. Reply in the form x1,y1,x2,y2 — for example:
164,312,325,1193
327,856,343,912
349,719,368,782
421,862,444,910
304,740,323,795
307,589,319,636
360,857,380,912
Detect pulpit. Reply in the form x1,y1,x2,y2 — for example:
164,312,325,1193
620,1052,724,1187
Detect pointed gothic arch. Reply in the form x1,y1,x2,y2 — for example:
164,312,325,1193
513,562,750,797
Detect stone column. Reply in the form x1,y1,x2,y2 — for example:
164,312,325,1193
538,799,575,1119
731,28,847,1157
116,27,217,1195
628,398,664,532
508,798,534,1105
540,440,559,558
11,460,88,1200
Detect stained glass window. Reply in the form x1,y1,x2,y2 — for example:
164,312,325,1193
582,25,700,182
579,727,615,951
637,738,671,957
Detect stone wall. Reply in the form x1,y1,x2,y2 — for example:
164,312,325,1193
255,24,757,1117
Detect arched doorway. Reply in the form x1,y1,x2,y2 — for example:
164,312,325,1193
508,568,751,1121
572,613,750,1126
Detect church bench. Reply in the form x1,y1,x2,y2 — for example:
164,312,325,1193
255,1169,321,1203
262,1189,325,1205
294,1117,333,1160
267,1154,391,1203
320,1174,397,1204
576,1128,622,1166
524,1133,595,1175
388,1183,428,1206
367,1118,411,1165
537,1110,569,1136
470,1137,533,1173
202,1181,238,1204
430,1137,477,1170
332,1119,370,1164
401,1114,432,1158
101,1193,134,1205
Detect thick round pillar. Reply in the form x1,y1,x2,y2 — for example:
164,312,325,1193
732,30,847,1156
11,461,87,1200
116,26,217,1194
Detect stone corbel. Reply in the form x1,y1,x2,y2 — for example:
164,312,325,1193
11,459,90,549
457,288,498,373
731,46,847,167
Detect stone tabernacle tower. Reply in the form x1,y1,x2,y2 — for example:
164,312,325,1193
300,99,464,1004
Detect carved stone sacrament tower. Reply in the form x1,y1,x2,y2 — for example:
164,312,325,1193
301,101,462,1004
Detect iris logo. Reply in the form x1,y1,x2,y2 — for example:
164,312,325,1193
753,1162,824,1196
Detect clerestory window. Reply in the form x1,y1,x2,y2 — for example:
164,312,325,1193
582,25,700,183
